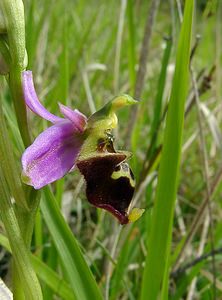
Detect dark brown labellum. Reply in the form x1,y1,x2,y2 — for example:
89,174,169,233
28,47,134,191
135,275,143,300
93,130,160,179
77,153,135,224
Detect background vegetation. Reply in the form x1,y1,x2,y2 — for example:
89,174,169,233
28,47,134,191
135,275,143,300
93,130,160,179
0,0,222,299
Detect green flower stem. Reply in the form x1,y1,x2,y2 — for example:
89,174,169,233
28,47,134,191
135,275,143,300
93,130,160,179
0,0,25,67
9,68,31,148
15,189,40,247
0,84,28,209
12,260,25,300
0,77,41,296
0,168,43,300
1,0,31,147
0,0,41,295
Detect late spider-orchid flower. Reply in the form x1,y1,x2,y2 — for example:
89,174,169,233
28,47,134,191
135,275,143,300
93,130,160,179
21,71,144,224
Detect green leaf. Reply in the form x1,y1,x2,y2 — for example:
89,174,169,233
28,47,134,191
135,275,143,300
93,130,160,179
127,0,136,94
149,36,172,156
40,186,103,300
0,84,28,209
31,255,75,300
0,233,75,300
140,1,194,299
0,169,42,300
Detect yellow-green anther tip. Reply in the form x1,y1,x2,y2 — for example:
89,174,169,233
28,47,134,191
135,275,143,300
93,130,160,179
87,94,138,131
111,94,138,111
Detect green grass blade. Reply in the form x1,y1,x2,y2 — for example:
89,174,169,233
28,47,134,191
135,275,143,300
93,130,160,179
110,225,139,300
31,255,75,300
40,186,103,300
127,0,136,94
0,233,75,300
34,208,43,259
0,87,27,209
140,1,194,299
171,263,205,300
149,36,172,154
0,170,43,299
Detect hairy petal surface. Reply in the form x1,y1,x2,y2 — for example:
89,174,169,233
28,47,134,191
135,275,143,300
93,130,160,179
22,121,83,189
59,103,87,132
22,71,63,123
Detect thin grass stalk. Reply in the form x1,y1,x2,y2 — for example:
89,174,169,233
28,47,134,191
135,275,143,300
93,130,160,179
140,1,194,299
127,0,136,94
186,215,210,300
126,0,160,145
149,37,172,157
138,37,172,185
189,68,216,298
173,165,222,270
105,225,122,300
114,0,127,94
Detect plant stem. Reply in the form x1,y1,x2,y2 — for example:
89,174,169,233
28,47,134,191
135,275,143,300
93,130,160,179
0,80,28,209
0,168,43,300
1,0,31,147
9,67,31,147
12,260,25,300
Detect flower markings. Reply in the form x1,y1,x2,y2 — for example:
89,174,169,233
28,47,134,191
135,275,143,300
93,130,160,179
21,71,144,224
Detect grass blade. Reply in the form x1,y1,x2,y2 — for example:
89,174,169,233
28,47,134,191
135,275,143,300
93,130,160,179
0,169,42,299
140,1,194,299
149,37,172,155
31,255,75,300
0,233,75,300
127,0,136,94
40,186,103,300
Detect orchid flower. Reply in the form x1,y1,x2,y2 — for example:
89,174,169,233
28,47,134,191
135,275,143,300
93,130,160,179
21,71,144,224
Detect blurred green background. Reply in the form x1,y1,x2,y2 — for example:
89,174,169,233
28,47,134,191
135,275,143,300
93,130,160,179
1,0,222,299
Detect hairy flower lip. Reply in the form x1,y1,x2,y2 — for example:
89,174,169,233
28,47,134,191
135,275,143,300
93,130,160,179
77,153,135,225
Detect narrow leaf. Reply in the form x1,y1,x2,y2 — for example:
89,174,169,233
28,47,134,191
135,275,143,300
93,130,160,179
40,186,103,300
0,233,75,300
140,1,194,299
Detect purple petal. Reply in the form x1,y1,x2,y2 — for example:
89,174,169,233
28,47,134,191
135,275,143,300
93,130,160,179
22,121,83,189
59,103,87,132
22,71,64,123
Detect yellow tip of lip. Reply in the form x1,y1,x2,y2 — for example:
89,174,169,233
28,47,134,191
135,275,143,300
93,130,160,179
128,208,145,223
